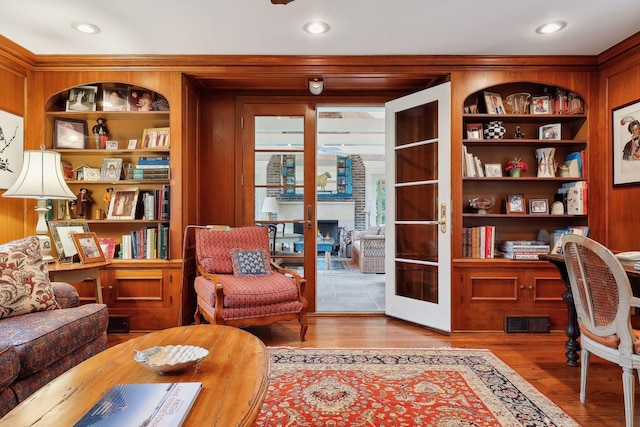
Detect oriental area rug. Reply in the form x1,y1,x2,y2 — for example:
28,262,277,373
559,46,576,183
253,348,579,427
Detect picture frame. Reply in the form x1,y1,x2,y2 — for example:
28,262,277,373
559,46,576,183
107,187,140,220
532,95,551,114
0,109,24,189
142,127,170,148
506,194,525,214
127,139,138,149
102,86,127,112
105,140,118,150
484,163,503,177
483,91,505,114
539,123,561,140
466,123,483,140
48,221,90,262
529,198,549,214
72,232,106,263
54,118,87,149
97,237,117,259
100,158,123,181
612,99,640,186
66,85,98,112
84,167,101,181
128,88,154,112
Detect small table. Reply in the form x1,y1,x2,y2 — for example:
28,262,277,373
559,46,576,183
0,325,269,426
48,260,110,304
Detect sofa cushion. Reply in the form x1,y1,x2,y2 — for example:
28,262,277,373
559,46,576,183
230,248,272,277
0,236,60,319
0,303,108,378
0,343,19,391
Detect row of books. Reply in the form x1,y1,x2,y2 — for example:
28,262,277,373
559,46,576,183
462,145,485,177
462,226,496,258
127,156,170,180
550,226,590,254
121,225,169,259
499,240,550,260
137,185,170,221
557,180,588,215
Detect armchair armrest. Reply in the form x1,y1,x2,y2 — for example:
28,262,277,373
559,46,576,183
272,262,308,308
52,281,80,309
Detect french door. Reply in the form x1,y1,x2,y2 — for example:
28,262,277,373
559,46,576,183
241,103,318,310
384,82,452,332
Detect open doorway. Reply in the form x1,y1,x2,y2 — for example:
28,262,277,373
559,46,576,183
315,105,386,313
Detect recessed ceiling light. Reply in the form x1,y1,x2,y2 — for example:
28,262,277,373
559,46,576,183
303,21,330,35
535,21,566,34
71,22,101,34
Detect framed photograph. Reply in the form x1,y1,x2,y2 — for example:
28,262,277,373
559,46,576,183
128,88,154,111
97,237,117,259
102,86,127,112
66,85,98,112
529,198,549,214
107,187,140,220
539,123,561,140
105,140,118,150
532,95,551,114
613,99,640,186
48,221,90,262
142,127,170,148
506,194,525,214
484,163,503,177
127,139,138,149
100,158,123,181
85,167,101,181
72,232,106,263
483,91,505,114
54,118,87,149
466,123,483,140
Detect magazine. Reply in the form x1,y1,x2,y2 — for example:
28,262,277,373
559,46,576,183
74,382,202,427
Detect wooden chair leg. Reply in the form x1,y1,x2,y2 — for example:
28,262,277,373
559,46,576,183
194,305,202,325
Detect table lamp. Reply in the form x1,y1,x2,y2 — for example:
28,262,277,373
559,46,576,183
3,147,77,262
261,196,279,220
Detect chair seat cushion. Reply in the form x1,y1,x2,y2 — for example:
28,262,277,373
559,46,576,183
581,325,640,354
195,273,300,308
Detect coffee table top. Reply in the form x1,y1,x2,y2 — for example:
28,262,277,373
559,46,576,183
0,325,269,426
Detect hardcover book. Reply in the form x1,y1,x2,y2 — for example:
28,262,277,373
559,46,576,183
74,382,201,427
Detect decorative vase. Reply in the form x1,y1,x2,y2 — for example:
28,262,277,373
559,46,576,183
505,93,532,114
483,121,506,139
535,147,557,177
509,168,522,177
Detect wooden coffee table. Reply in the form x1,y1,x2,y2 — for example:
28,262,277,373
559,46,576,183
0,325,269,426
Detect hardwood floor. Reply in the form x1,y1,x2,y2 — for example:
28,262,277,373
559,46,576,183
109,315,638,426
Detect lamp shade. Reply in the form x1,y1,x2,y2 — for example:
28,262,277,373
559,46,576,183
261,196,280,214
3,149,76,200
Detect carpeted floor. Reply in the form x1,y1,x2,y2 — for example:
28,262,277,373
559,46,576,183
254,348,579,427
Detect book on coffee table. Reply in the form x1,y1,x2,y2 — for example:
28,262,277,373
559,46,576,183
73,382,202,427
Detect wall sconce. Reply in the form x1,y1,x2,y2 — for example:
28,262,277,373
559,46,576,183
308,78,324,95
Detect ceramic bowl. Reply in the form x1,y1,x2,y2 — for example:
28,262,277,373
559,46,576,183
134,345,209,374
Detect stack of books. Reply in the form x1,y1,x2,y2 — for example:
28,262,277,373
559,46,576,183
127,156,170,180
499,241,550,260
462,226,496,258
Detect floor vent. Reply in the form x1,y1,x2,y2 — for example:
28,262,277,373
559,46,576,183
504,315,550,333
108,314,130,333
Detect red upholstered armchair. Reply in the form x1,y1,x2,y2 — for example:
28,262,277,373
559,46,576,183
194,226,308,341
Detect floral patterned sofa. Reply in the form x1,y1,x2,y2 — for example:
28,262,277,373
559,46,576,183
0,237,108,418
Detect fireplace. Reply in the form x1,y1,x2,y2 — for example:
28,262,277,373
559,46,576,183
294,220,340,254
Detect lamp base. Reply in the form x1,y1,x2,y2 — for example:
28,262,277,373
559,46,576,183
36,234,55,263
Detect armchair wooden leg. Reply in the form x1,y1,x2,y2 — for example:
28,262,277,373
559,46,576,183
194,305,202,325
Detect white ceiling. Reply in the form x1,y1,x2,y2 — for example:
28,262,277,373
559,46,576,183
2,0,639,56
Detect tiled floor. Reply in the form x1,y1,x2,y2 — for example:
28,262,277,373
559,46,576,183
316,258,385,313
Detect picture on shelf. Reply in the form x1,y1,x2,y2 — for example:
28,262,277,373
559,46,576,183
127,139,138,149
100,158,123,181
142,127,170,148
506,194,525,214
102,86,127,111
483,91,505,114
54,118,87,149
66,86,98,112
466,123,483,140
71,232,106,264
484,163,502,177
48,221,91,263
97,237,117,259
105,140,118,150
107,187,139,220
539,123,561,140
532,95,551,114
128,88,154,111
529,199,549,214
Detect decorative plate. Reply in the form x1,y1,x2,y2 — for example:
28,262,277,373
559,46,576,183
134,345,209,374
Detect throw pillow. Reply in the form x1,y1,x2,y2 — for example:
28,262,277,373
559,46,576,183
229,248,272,277
0,236,60,319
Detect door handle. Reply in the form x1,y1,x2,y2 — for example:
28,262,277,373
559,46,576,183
307,205,312,230
439,203,446,233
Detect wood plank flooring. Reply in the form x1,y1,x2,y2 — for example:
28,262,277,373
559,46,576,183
109,315,638,426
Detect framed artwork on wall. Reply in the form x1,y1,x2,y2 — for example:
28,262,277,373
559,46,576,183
0,109,24,189
612,98,640,186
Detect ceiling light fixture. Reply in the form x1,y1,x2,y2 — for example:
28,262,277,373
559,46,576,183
535,21,566,35
303,21,330,35
71,22,101,34
308,78,324,95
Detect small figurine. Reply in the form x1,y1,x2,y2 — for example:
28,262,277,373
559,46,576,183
103,187,114,211
514,126,525,139
92,118,109,149
76,187,94,218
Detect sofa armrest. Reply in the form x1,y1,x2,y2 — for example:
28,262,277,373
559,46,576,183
0,344,19,392
51,282,80,309
360,235,385,255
